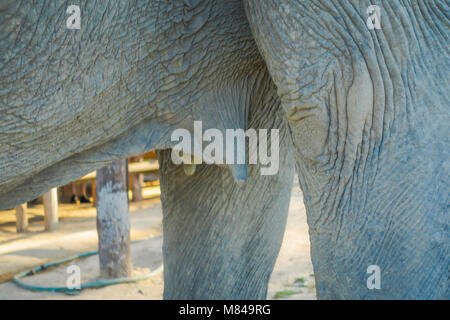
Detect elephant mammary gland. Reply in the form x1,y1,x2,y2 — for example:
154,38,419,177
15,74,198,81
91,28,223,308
158,69,295,299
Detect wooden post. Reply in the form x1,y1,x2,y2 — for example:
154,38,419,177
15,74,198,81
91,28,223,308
92,179,97,207
131,156,144,202
96,160,132,278
15,203,28,232
43,188,58,231
131,173,144,201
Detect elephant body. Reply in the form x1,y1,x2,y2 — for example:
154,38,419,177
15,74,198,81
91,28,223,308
1,0,448,299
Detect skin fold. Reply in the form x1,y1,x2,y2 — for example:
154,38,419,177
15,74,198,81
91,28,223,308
0,0,448,299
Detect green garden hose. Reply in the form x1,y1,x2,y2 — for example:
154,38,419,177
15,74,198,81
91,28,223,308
13,244,163,295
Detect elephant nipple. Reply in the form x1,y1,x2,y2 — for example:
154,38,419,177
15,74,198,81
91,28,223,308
183,164,197,176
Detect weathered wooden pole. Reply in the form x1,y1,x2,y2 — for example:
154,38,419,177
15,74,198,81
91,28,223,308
131,156,144,202
96,159,132,278
15,203,28,232
43,188,58,231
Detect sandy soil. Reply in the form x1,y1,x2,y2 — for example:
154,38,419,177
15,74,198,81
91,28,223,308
267,178,315,300
0,199,163,283
0,178,315,300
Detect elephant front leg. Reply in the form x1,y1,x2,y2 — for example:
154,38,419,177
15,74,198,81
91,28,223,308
157,127,294,299
245,0,449,299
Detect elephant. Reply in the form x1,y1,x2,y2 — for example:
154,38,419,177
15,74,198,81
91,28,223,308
0,0,448,299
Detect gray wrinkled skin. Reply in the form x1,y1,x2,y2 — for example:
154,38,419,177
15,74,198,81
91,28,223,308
1,0,448,299
245,0,449,299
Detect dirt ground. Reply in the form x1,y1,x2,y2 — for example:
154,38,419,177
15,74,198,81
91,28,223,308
0,178,315,300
